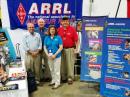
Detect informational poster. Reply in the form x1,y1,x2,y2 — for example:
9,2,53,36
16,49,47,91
101,18,130,97
80,16,106,82
7,0,82,29
0,29,16,59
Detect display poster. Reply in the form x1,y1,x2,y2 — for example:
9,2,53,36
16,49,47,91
0,29,16,59
101,18,130,97
7,0,82,29
80,16,106,82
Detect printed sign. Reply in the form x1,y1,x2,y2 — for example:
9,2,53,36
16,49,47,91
101,18,130,97
7,0,82,29
80,16,106,82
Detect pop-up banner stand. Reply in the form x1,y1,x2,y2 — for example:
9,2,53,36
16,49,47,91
80,16,107,83
101,18,130,97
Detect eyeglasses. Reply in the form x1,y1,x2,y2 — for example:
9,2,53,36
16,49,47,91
28,27,34,28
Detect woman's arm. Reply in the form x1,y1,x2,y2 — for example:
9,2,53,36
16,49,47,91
51,44,63,59
54,44,63,56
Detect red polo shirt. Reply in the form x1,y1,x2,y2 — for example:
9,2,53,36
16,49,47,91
58,26,78,48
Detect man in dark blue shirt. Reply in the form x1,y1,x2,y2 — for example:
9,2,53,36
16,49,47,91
35,18,48,45
35,18,51,82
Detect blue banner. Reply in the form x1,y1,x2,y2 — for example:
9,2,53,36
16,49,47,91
0,28,16,59
7,0,82,29
101,18,130,97
80,16,107,82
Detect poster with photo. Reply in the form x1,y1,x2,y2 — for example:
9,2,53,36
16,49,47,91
80,16,107,82
87,30,99,39
0,29,16,59
89,39,102,51
88,55,97,63
101,18,130,97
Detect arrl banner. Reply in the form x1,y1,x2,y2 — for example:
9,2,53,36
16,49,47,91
7,0,82,29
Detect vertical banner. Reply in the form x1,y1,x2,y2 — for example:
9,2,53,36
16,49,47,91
0,29,16,59
101,18,130,97
80,16,106,82
7,0,82,29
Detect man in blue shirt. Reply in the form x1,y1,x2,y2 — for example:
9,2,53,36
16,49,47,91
35,18,51,82
35,18,48,44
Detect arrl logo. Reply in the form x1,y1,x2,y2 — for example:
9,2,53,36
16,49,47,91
16,3,26,25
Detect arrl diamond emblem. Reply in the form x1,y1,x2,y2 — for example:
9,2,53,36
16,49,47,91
16,3,26,25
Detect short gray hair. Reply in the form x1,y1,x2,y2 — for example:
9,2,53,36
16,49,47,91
27,22,34,28
38,18,45,23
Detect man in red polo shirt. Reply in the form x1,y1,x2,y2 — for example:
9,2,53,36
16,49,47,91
58,17,79,84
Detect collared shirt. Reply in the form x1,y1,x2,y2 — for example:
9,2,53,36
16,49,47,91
23,32,42,52
35,27,48,45
44,35,62,58
58,26,78,48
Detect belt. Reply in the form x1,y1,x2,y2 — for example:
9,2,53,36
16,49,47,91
64,47,75,49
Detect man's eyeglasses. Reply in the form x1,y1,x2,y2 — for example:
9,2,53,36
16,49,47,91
28,27,34,28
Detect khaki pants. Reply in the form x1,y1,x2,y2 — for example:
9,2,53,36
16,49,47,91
41,51,51,80
25,53,41,81
61,48,75,80
48,57,61,85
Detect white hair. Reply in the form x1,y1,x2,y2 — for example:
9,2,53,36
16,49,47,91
38,18,45,23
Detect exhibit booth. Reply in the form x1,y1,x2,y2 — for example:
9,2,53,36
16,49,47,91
0,0,130,97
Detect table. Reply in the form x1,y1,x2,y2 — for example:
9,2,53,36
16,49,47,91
0,61,29,97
